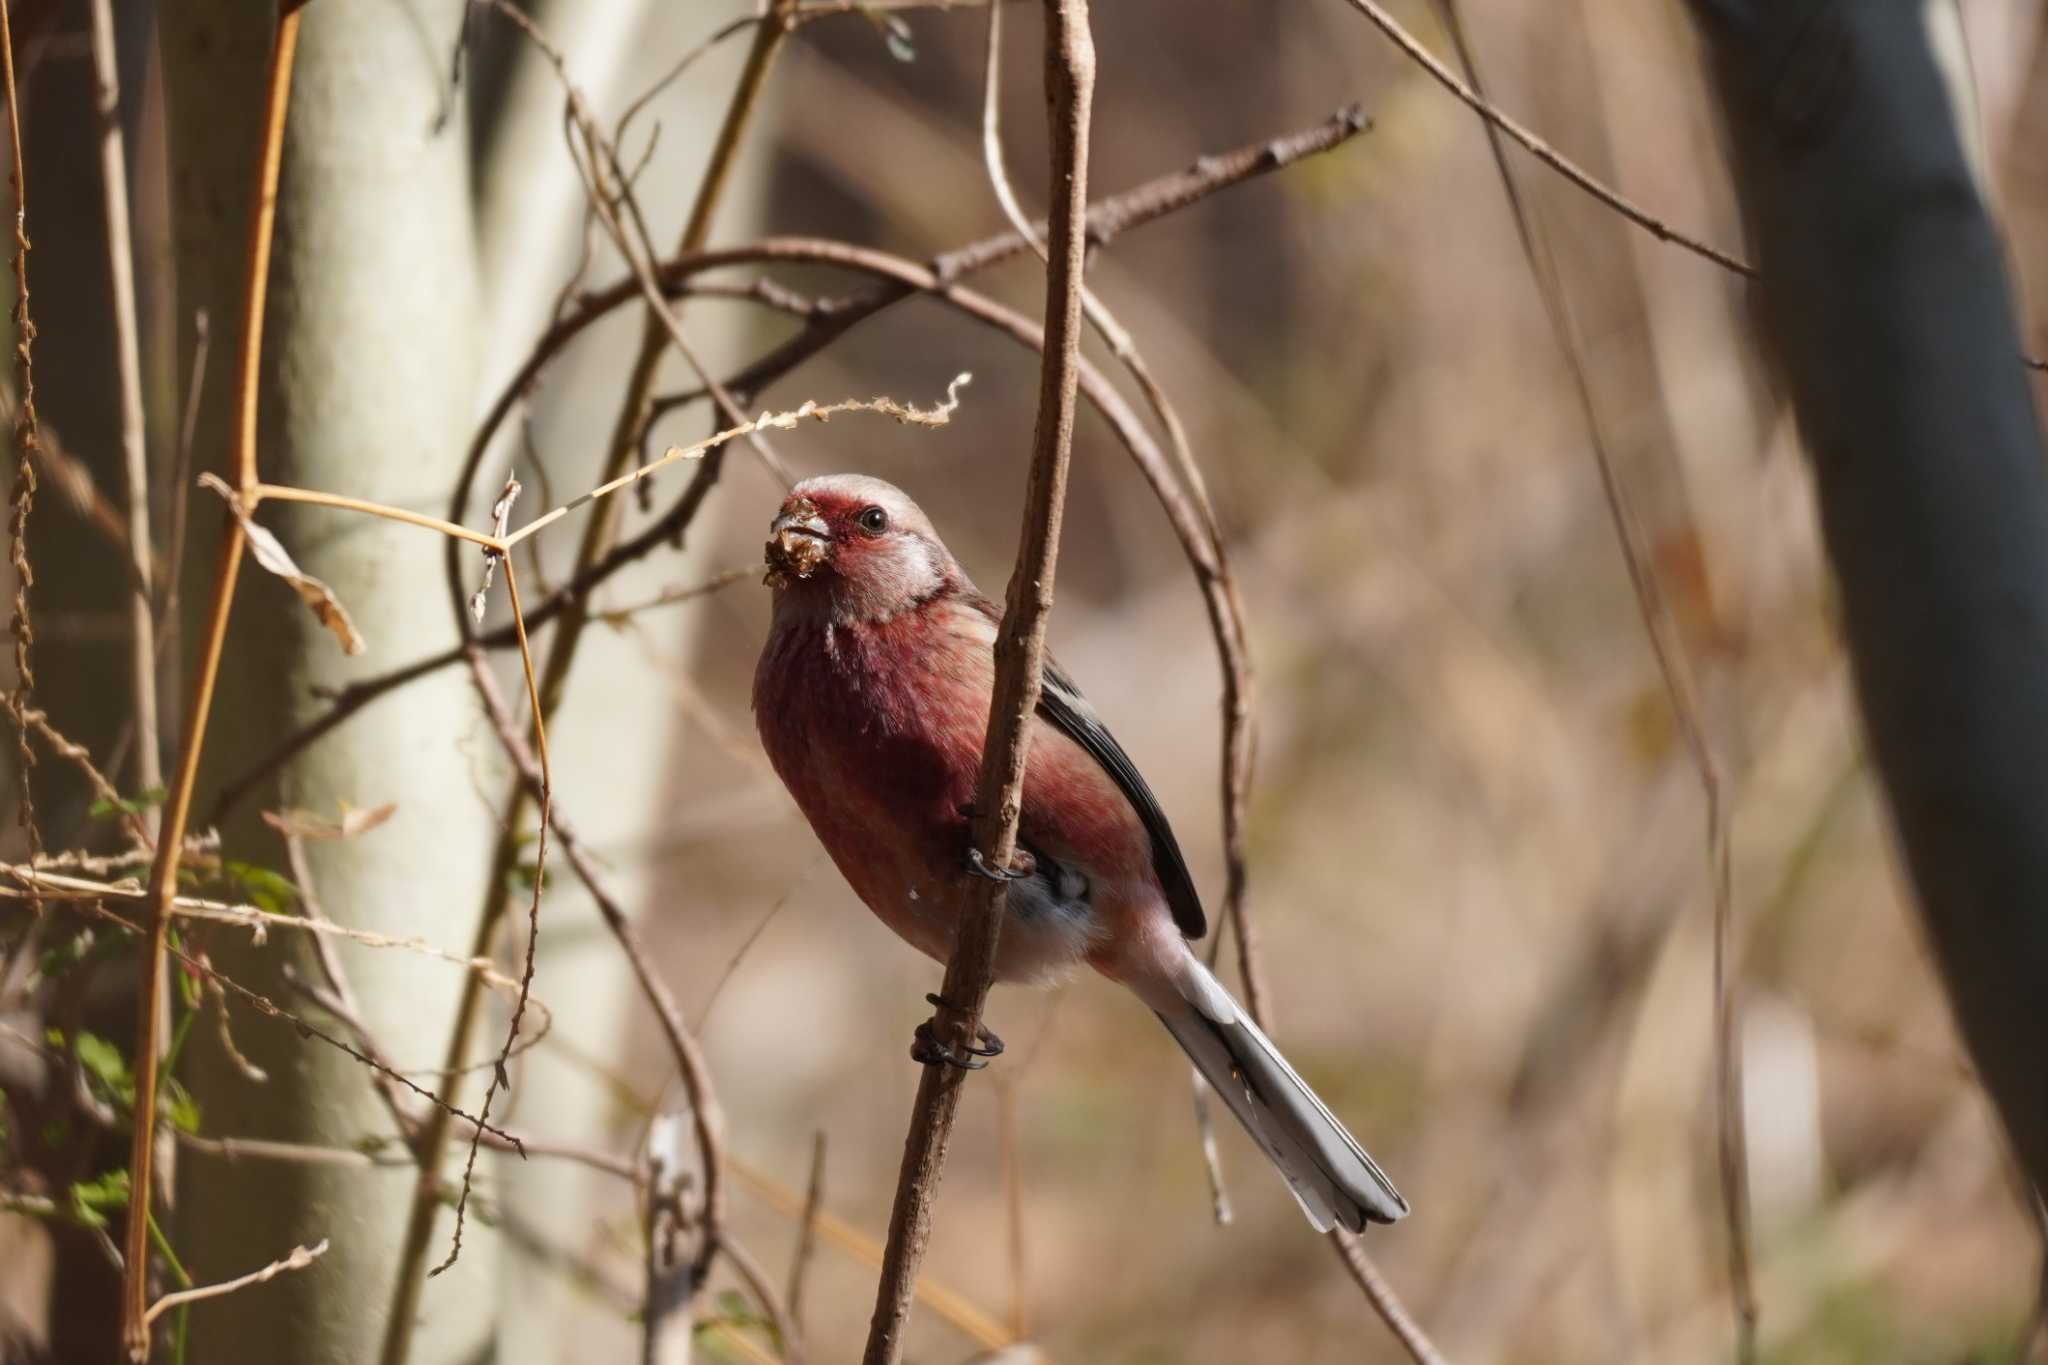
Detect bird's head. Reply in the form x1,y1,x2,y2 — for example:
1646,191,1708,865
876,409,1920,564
763,474,964,623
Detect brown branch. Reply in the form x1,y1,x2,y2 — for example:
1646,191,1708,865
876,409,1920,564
444,100,1374,549
1331,1231,1451,1365
1336,0,1753,277
0,0,43,911
429,560,552,1281
861,4,1093,1362
464,647,728,1269
87,0,160,821
719,1229,796,1362
977,0,1261,1020
120,11,300,1360
210,104,1372,830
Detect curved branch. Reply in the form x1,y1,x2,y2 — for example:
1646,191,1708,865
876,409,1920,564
221,104,1374,824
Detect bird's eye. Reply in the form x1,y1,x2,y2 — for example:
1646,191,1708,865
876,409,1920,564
856,506,889,536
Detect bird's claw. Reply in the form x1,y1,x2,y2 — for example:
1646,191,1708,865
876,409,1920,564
910,992,1005,1070
965,846,1033,883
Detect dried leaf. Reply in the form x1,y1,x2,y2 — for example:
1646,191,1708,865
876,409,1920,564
263,801,397,842
200,473,367,655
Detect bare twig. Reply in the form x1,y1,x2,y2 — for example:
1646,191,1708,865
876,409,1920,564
465,647,728,1271
593,565,752,625
729,1155,1013,1352
77,896,526,1151
787,1130,826,1360
1331,1231,1451,1365
86,0,185,1247
1337,0,1751,276
487,1,791,492
0,862,551,1018
87,0,160,818
720,1229,797,1362
120,12,300,1359
224,105,1373,826
979,0,1262,1019
1424,3,1751,1355
1190,1070,1234,1225
0,0,42,909
19,708,150,845
430,557,551,1281
386,3,804,1342
142,1238,329,1326
861,5,1093,1362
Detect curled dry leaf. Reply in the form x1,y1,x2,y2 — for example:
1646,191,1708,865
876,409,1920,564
261,801,398,842
200,473,366,655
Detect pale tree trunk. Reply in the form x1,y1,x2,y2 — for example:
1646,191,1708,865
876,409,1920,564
163,3,499,1361
470,3,769,1355
1692,0,2048,1197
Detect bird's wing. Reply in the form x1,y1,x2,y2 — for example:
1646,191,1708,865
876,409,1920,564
1038,656,1208,942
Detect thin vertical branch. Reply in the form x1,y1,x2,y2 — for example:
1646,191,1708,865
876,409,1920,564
121,9,302,1360
786,1129,825,1360
429,556,551,1279
0,0,42,905
978,0,1261,1019
1423,4,1753,1356
860,3,1093,1362
88,0,161,816
89,0,175,1245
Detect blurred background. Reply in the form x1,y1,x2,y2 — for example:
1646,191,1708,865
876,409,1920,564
5,1,2048,1362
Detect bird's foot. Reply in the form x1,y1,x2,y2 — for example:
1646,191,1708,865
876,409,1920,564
909,992,1005,1070
965,846,1035,883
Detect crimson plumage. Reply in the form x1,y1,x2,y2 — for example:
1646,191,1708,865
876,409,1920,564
753,473,1406,1232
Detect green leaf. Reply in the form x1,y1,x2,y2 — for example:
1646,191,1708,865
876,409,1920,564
68,1169,131,1229
223,860,300,916
87,785,167,820
73,1031,136,1109
163,1078,202,1135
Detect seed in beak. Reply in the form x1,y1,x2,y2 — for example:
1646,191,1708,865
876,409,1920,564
763,497,830,586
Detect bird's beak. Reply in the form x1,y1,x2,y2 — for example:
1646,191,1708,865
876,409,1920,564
764,497,830,587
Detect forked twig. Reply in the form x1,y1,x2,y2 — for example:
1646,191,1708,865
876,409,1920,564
142,1240,329,1327
119,12,301,1358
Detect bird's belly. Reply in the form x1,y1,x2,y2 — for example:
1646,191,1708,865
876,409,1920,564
823,817,1102,985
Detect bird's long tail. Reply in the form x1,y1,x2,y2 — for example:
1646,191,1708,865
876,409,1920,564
1154,954,1407,1233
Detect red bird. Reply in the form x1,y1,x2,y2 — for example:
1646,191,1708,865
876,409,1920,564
752,473,1407,1232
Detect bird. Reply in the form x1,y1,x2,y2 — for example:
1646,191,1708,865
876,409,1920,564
751,472,1407,1233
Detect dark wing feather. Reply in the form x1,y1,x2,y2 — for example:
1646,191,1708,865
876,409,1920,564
1038,657,1208,941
